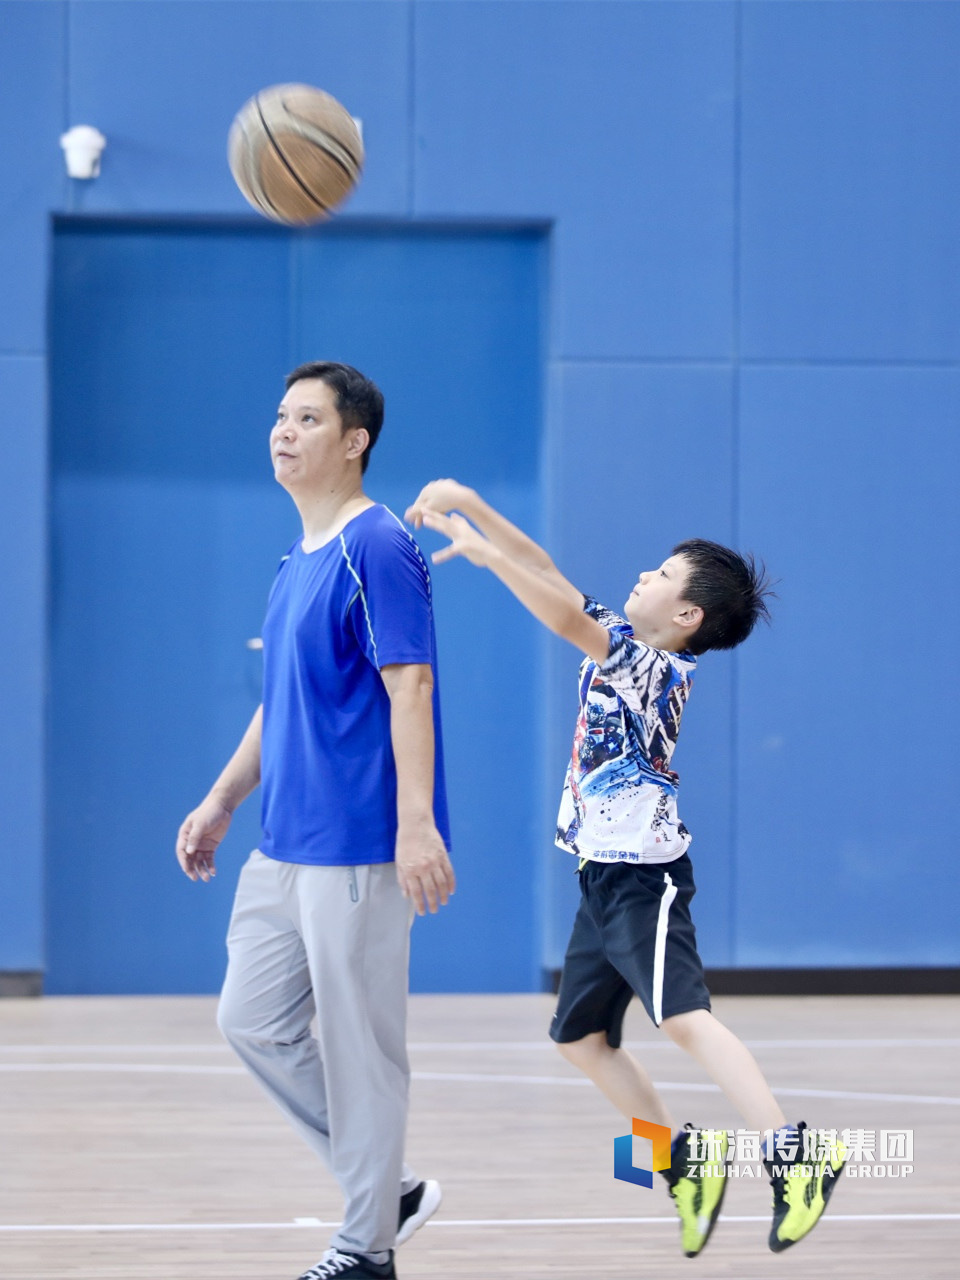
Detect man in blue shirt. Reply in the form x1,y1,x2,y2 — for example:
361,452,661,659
176,362,454,1280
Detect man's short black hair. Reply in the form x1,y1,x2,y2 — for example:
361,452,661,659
672,538,774,655
285,361,384,474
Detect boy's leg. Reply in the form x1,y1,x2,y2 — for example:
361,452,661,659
550,865,727,1259
556,1031,673,1129
577,858,732,1259
660,1009,847,1251
659,1009,786,1132
550,885,674,1128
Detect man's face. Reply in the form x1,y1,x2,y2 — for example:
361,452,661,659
270,378,352,491
623,553,694,638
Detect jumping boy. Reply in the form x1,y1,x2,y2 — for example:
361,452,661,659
405,478,846,1258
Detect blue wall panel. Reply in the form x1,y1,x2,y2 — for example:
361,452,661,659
47,225,295,992
736,366,960,964
414,1,737,358
293,228,544,485
544,364,740,967
0,2,65,352
293,227,547,990
67,1,410,216
0,358,47,970
47,223,544,994
2,0,959,987
741,0,960,361
46,476,292,993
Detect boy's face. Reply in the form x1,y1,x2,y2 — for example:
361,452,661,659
623,553,696,640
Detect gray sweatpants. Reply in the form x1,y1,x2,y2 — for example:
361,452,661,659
217,850,418,1256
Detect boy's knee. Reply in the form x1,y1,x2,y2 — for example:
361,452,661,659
554,1031,608,1068
660,1008,710,1050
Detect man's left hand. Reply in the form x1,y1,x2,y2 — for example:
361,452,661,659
396,819,456,916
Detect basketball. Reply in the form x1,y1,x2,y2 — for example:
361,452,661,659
228,83,363,225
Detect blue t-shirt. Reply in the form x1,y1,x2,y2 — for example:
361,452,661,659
259,504,450,866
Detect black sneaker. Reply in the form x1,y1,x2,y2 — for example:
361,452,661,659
660,1125,731,1257
297,1249,396,1279
396,1179,442,1246
764,1122,847,1252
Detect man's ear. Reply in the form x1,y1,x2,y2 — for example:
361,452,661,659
345,426,369,464
674,602,704,636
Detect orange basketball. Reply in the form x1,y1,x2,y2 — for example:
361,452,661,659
228,83,363,225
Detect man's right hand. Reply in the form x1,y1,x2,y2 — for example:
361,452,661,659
176,797,233,882
404,479,474,529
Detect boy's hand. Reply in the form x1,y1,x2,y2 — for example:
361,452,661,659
404,479,473,529
420,509,492,568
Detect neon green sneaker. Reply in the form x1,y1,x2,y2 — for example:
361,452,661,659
764,1122,847,1252
663,1126,731,1257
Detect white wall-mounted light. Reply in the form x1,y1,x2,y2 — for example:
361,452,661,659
60,125,107,179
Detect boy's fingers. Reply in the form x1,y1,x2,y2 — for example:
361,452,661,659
420,508,449,529
431,546,459,564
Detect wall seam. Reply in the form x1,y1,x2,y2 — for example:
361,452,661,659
407,1,417,217
554,356,960,369
729,0,744,969
62,1,74,213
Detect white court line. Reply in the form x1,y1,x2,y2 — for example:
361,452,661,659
2,1062,958,1105
0,1063,245,1075
410,1071,960,1106
1,1037,959,1053
413,1038,960,1052
0,1044,232,1054
0,1212,958,1234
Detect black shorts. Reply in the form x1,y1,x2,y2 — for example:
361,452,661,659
550,855,711,1047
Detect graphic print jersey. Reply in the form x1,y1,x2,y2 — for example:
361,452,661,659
555,597,696,864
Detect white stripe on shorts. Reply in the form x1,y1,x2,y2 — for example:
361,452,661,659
652,870,679,1025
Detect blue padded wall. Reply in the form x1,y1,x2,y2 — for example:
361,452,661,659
544,365,740,967
47,222,544,994
740,0,960,361
0,2,65,352
0,357,47,969
414,0,737,358
737,366,960,965
1,0,958,986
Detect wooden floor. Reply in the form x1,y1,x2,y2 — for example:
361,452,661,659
1,993,957,1279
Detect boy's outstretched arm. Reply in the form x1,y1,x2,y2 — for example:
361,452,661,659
418,508,612,665
405,479,582,607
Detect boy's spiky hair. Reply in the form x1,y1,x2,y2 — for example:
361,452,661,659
672,539,774,655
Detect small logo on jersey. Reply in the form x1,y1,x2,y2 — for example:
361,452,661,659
613,1117,671,1189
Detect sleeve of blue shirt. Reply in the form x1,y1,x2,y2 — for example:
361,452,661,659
348,515,437,670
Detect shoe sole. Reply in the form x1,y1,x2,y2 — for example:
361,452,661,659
396,1179,442,1247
